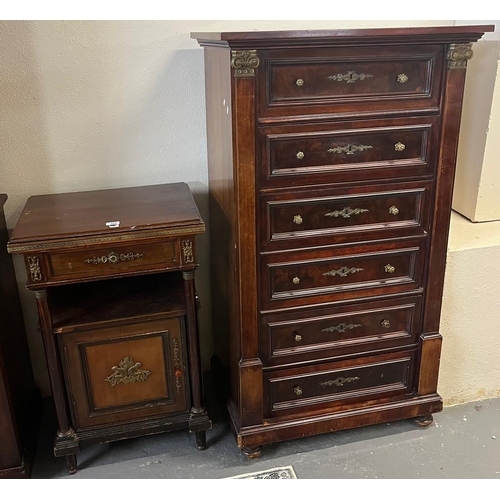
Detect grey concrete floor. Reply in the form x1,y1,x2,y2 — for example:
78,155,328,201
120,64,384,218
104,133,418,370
29,377,500,480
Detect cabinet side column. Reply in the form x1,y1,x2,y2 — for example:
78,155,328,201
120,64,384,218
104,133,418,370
420,46,470,396
33,289,78,472
231,50,263,428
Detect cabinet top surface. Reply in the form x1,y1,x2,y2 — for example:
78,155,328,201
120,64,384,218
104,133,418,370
8,182,204,249
192,25,494,45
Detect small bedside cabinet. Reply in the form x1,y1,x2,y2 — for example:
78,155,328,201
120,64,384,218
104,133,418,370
7,183,211,474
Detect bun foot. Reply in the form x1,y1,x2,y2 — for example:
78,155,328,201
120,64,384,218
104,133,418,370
414,414,434,427
242,446,262,459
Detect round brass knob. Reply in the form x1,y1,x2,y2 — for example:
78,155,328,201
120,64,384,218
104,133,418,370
395,142,406,152
293,215,303,225
381,319,391,328
175,369,182,378
397,73,408,84
296,78,304,87
296,151,305,160
294,386,303,396
292,277,300,285
389,205,399,215
294,334,302,342
384,264,395,274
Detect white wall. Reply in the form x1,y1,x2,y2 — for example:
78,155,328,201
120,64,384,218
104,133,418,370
1,19,489,399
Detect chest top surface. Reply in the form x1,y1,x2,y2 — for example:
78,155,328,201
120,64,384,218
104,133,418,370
8,182,204,251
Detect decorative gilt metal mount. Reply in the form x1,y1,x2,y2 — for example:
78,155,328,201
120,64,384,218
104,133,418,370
328,144,373,155
323,266,364,278
320,376,360,388
182,239,194,264
84,251,143,265
327,71,373,83
27,255,42,281
173,338,182,394
322,322,362,334
105,357,151,386
325,207,369,219
446,43,473,69
231,50,260,77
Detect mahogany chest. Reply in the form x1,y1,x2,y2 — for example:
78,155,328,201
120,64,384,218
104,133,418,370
7,183,211,473
192,25,493,457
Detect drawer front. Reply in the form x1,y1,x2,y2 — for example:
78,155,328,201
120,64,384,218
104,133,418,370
258,117,439,188
58,318,189,429
264,351,416,418
260,182,431,251
258,46,443,120
46,240,179,282
261,241,426,310
260,296,422,366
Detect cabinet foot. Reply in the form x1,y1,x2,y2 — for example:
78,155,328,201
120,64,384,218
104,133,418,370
65,454,77,475
414,414,434,427
242,446,262,459
195,431,207,450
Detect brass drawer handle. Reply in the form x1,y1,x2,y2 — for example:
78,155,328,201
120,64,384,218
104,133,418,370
320,376,359,388
328,144,373,155
296,151,305,159
323,266,364,278
293,215,303,225
325,207,369,218
292,277,300,285
84,251,144,265
294,333,302,342
296,78,304,87
322,322,362,334
389,205,399,215
381,319,391,328
327,71,373,83
397,73,408,83
293,386,303,396
395,142,406,152
384,264,395,273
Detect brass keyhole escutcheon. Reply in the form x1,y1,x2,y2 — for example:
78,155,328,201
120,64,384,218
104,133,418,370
296,151,305,160
294,333,302,342
292,277,300,285
296,78,304,86
381,319,391,328
397,73,408,83
294,386,303,396
395,142,406,152
389,205,399,215
385,264,395,274
293,215,303,225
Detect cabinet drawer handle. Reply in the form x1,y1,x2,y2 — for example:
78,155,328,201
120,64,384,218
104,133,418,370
394,142,406,152
296,151,305,159
397,73,409,83
389,205,399,215
328,144,373,155
384,264,396,273
327,71,373,83
293,215,303,225
323,266,364,278
292,277,300,285
293,386,303,396
381,319,391,328
295,78,304,87
325,207,369,218
294,333,302,342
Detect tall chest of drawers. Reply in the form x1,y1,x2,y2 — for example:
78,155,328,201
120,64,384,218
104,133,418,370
193,25,493,457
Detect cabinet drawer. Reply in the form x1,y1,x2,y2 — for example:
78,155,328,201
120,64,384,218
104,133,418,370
258,46,443,120
261,241,426,310
58,317,189,430
258,116,439,188
260,296,422,366
260,181,431,251
264,350,416,418
45,240,179,283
